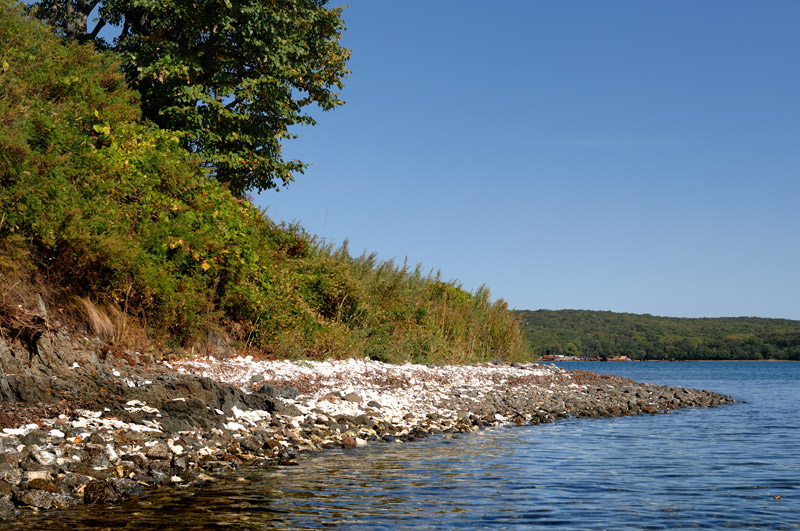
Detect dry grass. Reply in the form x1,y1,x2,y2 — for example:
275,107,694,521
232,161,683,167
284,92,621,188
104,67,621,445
75,297,116,340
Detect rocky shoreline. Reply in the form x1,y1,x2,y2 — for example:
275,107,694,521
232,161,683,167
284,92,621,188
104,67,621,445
0,330,735,522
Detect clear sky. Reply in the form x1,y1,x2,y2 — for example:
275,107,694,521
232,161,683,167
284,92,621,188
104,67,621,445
258,0,800,320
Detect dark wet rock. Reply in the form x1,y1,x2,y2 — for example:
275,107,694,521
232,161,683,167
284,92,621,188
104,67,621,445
86,432,105,445
71,465,110,481
0,495,18,521
17,455,40,471
14,488,75,509
239,436,262,453
87,452,110,470
256,384,299,399
26,478,60,493
222,453,244,466
83,480,119,504
56,473,92,492
19,431,46,447
111,478,144,498
120,454,148,468
354,414,373,427
270,400,302,416
147,460,172,475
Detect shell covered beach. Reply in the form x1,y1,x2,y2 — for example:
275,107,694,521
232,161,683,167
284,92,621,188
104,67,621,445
0,331,734,522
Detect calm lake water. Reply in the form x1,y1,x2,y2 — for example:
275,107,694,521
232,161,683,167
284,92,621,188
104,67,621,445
15,362,800,530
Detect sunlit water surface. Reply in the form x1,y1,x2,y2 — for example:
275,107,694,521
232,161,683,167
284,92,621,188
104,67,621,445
13,362,800,530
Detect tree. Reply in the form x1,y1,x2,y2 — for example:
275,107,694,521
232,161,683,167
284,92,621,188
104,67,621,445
31,0,350,196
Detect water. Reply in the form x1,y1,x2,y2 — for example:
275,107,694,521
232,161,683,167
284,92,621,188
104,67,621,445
14,362,800,529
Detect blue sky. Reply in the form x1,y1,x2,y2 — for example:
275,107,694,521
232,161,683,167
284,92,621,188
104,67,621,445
259,1,800,320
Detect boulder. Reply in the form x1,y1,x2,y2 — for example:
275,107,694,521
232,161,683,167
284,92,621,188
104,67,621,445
83,480,120,504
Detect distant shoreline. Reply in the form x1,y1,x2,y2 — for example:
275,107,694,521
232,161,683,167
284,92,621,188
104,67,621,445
553,359,799,362
518,309,800,363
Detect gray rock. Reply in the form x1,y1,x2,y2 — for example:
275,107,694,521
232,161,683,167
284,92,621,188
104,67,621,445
0,495,18,521
15,489,71,509
104,444,120,464
88,452,110,469
33,450,58,467
271,400,302,416
20,431,46,447
145,442,172,461
279,386,300,399
111,478,144,498
257,384,300,399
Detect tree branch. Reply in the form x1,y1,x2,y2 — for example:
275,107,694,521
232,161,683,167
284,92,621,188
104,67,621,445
88,16,107,40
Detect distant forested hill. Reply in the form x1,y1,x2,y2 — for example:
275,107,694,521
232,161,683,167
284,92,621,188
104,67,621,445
516,310,800,360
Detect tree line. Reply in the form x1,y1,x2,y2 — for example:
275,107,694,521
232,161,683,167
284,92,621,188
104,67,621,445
516,310,800,361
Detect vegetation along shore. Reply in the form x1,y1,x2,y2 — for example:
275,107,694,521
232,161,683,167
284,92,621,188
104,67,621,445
518,310,800,361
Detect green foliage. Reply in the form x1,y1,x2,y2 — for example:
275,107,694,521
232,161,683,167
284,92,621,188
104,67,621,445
517,309,800,361
30,0,351,196
1,3,528,364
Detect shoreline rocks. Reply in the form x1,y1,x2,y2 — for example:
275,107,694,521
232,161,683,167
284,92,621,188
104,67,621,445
0,331,735,522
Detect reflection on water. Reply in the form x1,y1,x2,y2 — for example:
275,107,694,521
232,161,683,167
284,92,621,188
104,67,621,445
11,362,800,530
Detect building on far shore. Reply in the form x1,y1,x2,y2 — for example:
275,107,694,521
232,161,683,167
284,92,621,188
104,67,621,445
540,354,631,362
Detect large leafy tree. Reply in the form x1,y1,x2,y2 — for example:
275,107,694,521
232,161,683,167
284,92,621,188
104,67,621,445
32,0,350,196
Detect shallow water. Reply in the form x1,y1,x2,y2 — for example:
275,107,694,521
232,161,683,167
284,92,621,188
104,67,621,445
14,362,800,530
